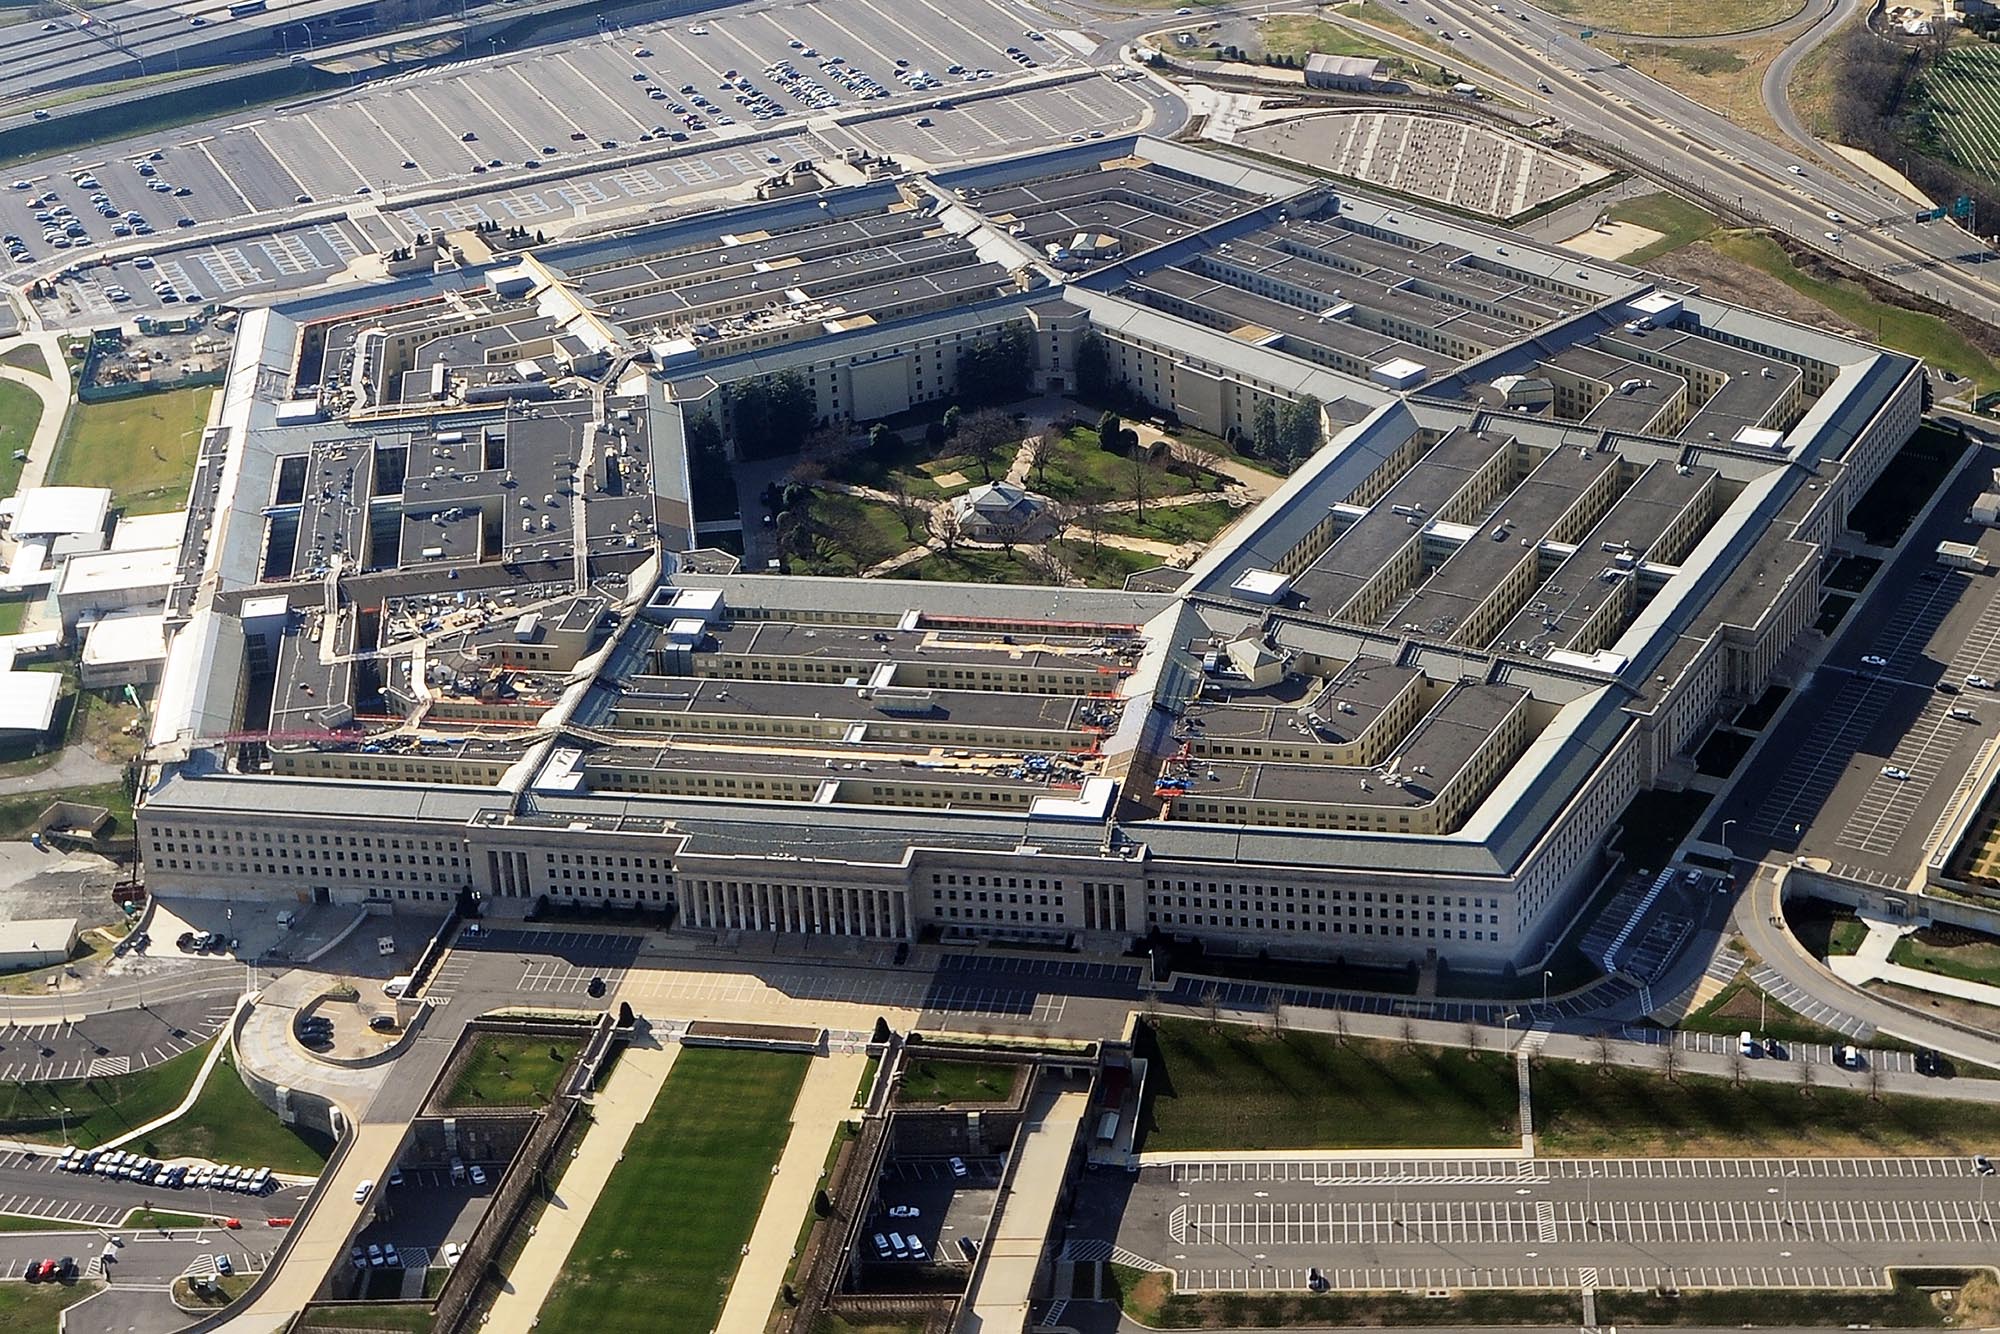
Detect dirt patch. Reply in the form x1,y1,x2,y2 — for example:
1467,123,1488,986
1650,241,1864,338
1867,980,2000,1032
1557,221,1665,260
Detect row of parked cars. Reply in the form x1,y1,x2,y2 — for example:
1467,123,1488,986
57,1147,273,1194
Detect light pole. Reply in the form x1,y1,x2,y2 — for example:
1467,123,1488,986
1542,970,1552,1009
47,1105,69,1143
1720,818,1736,858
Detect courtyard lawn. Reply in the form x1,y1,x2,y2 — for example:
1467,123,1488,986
1092,499,1242,545
1052,539,1159,588
792,491,918,576
895,1059,1020,1105
1037,428,1219,507
0,379,40,499
442,1034,580,1109
901,548,1045,585
534,1048,809,1334
0,1039,209,1147
144,1048,331,1173
47,384,212,513
1532,1061,2000,1156
1888,925,2000,989
1137,1020,1519,1151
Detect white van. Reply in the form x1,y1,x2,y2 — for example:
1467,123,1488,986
383,975,413,997
1737,1031,1757,1057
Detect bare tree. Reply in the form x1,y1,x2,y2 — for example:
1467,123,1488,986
1077,500,1107,552
1866,1059,1885,1102
1660,1038,1682,1084
932,503,963,555
889,479,922,542
1463,1021,1481,1056
1727,1047,1746,1087
1593,1030,1613,1072
1028,423,1060,488
1795,1053,1815,1097
1130,444,1155,522
1201,985,1222,1030
1330,1005,1350,1048
1400,1018,1418,1051
1267,993,1287,1036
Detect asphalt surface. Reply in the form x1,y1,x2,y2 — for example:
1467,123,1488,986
1706,433,1998,884
10,0,1176,321
0,1151,307,1230
1101,1154,2000,1295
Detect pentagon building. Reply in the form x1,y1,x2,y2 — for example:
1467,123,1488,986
136,138,1921,970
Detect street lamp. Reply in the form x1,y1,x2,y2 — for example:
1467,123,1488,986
47,1105,70,1143
1542,970,1552,1009
1720,818,1736,857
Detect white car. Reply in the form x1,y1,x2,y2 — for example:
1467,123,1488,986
887,1205,920,1218
948,1156,968,1178
1827,210,1844,223
1860,654,1886,668
353,1179,374,1203
442,1243,463,1267
1882,765,1910,781
469,1164,487,1186
1788,164,1804,175
1970,675,1994,689
1824,230,1842,242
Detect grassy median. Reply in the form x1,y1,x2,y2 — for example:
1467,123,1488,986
534,1048,809,1334
442,1034,580,1109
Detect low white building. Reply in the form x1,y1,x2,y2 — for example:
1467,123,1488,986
55,546,177,632
10,487,110,542
0,667,61,741
80,612,169,689
0,918,78,971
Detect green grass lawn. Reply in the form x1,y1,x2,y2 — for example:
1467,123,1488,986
535,1048,809,1334
1709,231,2000,393
295,1303,436,1334
0,345,50,379
895,1059,1020,1105
1137,1021,1519,1151
0,1039,210,1147
0,379,41,500
1785,897,1868,958
1535,0,1803,33
47,385,212,514
901,548,1044,585
1533,1060,2000,1155
442,1034,579,1109
0,600,26,637
1050,539,1158,588
142,1049,331,1173
791,491,917,576
1608,192,1717,264
0,1278,102,1334
1093,499,1242,545
1678,977,1857,1047
1889,925,2000,988
1040,429,1217,508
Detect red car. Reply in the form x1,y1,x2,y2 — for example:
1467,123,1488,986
25,1259,53,1282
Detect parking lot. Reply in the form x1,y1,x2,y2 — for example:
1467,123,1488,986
346,1172,494,1295
1104,1153,2000,1295
867,1157,1002,1266
1712,442,2000,879
12,0,1168,320
0,995,234,1082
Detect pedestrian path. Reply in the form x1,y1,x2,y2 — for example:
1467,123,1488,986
1829,914,2000,1010
714,1050,867,1334
480,1039,680,1334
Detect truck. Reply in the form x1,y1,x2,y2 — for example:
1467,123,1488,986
1938,540,1989,570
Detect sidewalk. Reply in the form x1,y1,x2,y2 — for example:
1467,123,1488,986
714,1050,866,1334
1829,915,2000,1009
481,1037,680,1334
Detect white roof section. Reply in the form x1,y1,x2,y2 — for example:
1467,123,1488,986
0,918,78,952
82,612,168,668
150,608,246,752
56,546,177,598
0,670,61,733
13,487,109,538
109,510,189,553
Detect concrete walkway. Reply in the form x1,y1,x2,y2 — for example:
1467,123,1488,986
0,332,74,498
714,1050,866,1334
99,996,246,1151
481,1037,680,1334
1829,915,2000,1010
